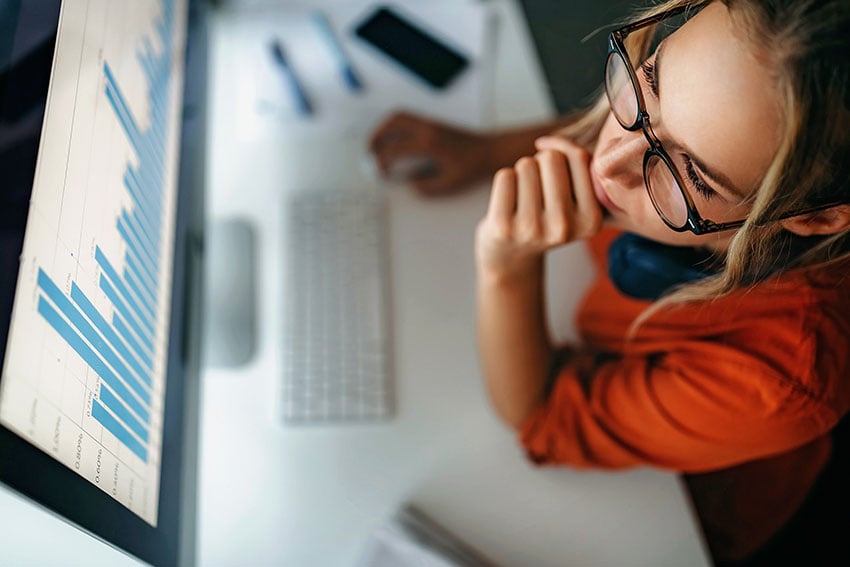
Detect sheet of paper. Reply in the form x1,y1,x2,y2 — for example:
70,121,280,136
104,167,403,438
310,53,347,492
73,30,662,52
212,0,497,143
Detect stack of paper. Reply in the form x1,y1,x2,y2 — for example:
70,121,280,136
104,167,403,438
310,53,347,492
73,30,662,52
357,505,501,567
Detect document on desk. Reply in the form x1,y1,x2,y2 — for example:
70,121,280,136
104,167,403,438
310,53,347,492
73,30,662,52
213,0,497,142
358,505,501,567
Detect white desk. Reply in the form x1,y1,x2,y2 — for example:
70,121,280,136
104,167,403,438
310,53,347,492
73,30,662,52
198,1,711,566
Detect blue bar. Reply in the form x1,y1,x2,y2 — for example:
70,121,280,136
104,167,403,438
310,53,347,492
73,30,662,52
125,239,157,291
99,384,149,442
121,220,159,280
116,216,159,274
130,200,159,250
118,214,157,273
104,81,143,157
124,265,156,316
113,312,154,368
93,401,147,462
104,64,142,142
122,210,159,266
125,260,156,303
128,168,161,214
95,246,156,329
104,71,159,170
133,164,164,207
138,46,156,81
124,170,159,229
37,270,151,407
117,219,158,281
37,297,150,423
70,282,152,386
124,254,158,306
100,275,154,344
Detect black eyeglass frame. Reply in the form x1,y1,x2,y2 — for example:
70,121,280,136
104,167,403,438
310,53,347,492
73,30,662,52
605,6,844,235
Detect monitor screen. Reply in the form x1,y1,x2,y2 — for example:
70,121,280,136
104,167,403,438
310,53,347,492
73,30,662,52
0,0,206,563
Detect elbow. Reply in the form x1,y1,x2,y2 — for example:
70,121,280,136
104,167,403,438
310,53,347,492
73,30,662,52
494,399,540,432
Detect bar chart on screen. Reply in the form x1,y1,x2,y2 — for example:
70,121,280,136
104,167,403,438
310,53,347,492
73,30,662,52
0,0,186,526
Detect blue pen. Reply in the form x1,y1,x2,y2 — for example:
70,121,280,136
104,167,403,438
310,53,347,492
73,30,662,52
270,40,313,116
311,11,364,92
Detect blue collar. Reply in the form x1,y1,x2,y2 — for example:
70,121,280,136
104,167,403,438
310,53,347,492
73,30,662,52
607,232,718,301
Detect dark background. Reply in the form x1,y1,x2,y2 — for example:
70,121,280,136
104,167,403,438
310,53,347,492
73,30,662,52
519,0,638,113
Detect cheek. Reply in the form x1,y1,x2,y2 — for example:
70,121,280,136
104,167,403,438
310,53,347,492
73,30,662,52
594,112,622,153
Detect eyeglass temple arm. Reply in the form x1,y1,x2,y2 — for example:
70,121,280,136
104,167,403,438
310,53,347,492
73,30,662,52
702,201,848,233
614,4,696,38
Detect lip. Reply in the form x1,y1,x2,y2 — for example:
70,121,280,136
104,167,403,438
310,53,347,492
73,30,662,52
589,164,625,214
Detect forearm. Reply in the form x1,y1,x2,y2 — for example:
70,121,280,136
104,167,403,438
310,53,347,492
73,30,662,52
476,259,554,430
484,116,581,175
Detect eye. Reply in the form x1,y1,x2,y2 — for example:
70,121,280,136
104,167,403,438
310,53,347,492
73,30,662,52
640,59,659,98
682,155,717,201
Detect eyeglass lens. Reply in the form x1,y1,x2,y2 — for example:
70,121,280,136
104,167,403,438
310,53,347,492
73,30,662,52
605,49,689,230
646,154,689,228
605,52,639,127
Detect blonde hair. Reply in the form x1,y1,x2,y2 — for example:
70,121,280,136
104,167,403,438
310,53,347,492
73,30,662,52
560,0,850,324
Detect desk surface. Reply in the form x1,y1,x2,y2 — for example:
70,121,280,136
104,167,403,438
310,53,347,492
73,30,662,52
0,1,711,565
198,1,710,566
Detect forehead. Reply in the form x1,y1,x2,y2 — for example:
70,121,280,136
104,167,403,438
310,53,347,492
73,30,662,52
660,3,782,195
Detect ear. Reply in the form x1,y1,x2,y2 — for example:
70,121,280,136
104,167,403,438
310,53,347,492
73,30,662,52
780,204,850,237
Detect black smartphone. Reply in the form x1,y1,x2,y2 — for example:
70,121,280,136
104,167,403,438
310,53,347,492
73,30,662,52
353,6,470,89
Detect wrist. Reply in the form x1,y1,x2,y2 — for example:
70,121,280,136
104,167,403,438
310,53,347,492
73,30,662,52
476,255,544,288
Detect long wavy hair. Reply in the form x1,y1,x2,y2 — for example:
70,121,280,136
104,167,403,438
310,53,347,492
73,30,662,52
559,0,850,318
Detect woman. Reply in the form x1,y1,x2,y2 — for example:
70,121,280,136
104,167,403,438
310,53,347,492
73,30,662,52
370,0,850,563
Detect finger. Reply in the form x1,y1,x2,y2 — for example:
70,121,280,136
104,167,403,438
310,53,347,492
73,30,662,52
488,168,517,221
409,165,455,196
515,157,543,227
368,111,420,153
373,142,431,175
411,176,455,197
536,149,572,218
537,136,601,237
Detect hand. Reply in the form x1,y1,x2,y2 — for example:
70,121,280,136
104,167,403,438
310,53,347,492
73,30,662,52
369,111,493,196
475,136,603,279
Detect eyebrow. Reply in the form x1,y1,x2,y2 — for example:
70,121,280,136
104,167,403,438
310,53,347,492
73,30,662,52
655,42,748,200
688,153,747,199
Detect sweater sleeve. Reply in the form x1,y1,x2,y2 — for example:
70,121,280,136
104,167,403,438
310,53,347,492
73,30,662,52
518,341,839,473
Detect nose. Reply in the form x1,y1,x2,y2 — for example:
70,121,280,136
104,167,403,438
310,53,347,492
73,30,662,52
594,129,646,190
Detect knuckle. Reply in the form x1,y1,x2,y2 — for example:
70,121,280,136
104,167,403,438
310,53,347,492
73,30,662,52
564,142,591,163
495,167,514,179
535,149,561,164
516,221,542,242
493,167,516,186
493,220,513,240
548,219,569,243
480,216,512,240
514,156,536,171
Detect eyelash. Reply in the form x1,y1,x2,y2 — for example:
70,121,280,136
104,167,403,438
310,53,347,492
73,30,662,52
683,155,716,200
640,59,660,97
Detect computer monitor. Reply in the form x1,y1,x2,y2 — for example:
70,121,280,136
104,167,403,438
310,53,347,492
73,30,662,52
0,0,206,565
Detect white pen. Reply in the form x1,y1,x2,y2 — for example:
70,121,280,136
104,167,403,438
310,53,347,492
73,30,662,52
311,11,364,92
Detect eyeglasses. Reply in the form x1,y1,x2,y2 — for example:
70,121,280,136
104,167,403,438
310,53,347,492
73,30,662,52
604,7,842,234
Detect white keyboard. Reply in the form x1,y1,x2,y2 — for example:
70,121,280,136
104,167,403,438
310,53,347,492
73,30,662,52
280,190,393,424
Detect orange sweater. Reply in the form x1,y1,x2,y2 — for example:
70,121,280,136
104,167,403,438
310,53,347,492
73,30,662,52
519,229,850,560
